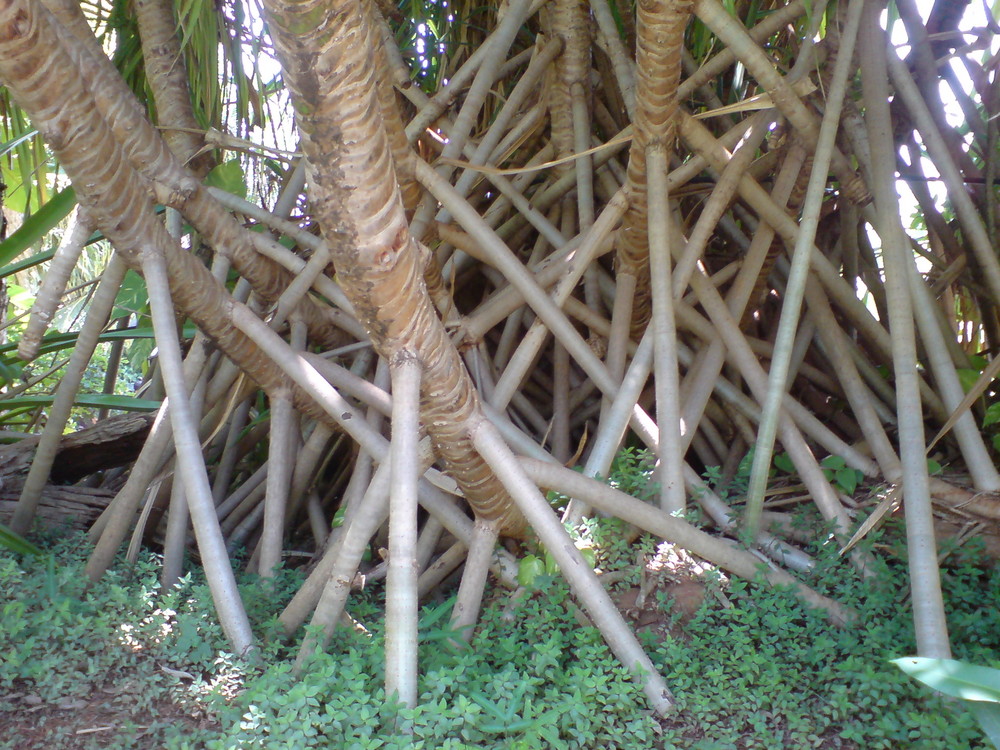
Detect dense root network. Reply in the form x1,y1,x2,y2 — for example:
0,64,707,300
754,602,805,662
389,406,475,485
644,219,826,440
1,0,998,714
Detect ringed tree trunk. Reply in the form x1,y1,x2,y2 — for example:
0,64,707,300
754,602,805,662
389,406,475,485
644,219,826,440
261,0,674,712
259,0,522,535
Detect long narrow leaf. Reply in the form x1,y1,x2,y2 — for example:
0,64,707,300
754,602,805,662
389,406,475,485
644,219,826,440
0,393,161,411
967,702,1000,749
0,186,76,266
0,324,196,358
0,248,56,279
892,657,1000,703
0,522,42,555
926,354,1000,453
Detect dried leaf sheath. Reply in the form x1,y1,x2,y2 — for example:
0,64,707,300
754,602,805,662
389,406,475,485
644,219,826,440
262,0,525,534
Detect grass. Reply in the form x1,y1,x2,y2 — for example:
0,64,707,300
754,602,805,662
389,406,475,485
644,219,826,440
0,519,996,749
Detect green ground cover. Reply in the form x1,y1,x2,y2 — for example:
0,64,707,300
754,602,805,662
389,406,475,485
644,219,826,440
0,523,995,749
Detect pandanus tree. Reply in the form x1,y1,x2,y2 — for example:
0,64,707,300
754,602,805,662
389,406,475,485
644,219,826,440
1,0,998,716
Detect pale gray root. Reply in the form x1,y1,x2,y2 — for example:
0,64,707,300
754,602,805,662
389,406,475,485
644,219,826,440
860,8,950,659
521,459,853,626
473,420,675,717
86,404,175,578
742,0,865,541
564,329,653,523
414,516,445,573
11,255,128,534
385,354,421,708
293,463,392,671
449,518,500,644
259,389,296,579
18,209,92,361
143,244,255,658
417,541,468,597
646,147,686,514
162,347,211,588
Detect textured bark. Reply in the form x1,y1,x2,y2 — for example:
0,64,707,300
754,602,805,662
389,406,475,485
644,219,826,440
262,0,525,534
361,0,420,215
39,0,350,350
0,485,116,531
0,414,153,483
133,0,214,175
544,0,590,172
0,0,341,435
615,0,693,336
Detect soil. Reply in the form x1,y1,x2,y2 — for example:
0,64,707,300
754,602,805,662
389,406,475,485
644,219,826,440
1,677,219,750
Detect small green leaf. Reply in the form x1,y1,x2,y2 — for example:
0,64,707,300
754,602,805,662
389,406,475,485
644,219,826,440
127,338,155,373
968,355,989,371
892,657,1000,703
0,359,23,388
205,160,248,200
112,270,149,320
330,506,346,529
544,551,559,576
927,459,943,475
957,368,981,394
984,402,1000,428
820,455,847,470
7,283,35,310
835,467,859,496
773,453,794,474
518,555,544,589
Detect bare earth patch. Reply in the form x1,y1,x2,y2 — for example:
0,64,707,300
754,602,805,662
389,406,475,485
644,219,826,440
1,675,219,750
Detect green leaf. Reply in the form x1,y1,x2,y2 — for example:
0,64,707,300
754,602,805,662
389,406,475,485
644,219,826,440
7,283,35,310
984,402,1000,428
968,355,989,371
0,248,55,279
892,657,1000,703
966,701,1000,749
544,551,559,576
0,187,76,266
834,467,858,496
0,324,195,359
0,393,161,411
0,358,22,388
773,453,794,474
112,270,149,320
0,523,42,555
127,337,155,373
518,555,544,589
205,159,247,200
927,459,943,475
820,455,847,470
957,368,982,394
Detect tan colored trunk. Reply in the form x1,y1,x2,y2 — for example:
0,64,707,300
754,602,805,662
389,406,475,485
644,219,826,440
616,0,693,337
40,0,351,350
133,0,214,175
0,0,340,434
262,0,524,534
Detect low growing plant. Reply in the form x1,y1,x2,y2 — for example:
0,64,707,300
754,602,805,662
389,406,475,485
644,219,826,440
1,524,997,748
